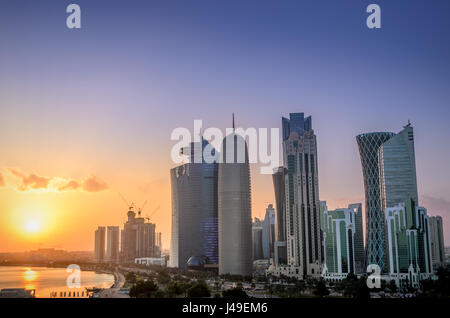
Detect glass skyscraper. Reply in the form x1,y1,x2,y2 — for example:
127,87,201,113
378,125,418,212
170,139,218,268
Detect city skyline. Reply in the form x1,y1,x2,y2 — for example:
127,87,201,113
1,0,450,253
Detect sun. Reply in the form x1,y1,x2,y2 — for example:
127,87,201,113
25,219,41,233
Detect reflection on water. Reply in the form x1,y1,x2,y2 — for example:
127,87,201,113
23,268,37,292
0,266,114,298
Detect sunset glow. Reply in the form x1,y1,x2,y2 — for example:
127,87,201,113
25,220,41,233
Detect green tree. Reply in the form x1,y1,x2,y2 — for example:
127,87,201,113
125,272,137,285
313,279,330,298
129,280,159,298
167,282,185,297
222,287,249,298
187,281,211,298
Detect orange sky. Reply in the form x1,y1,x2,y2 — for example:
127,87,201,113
0,155,363,253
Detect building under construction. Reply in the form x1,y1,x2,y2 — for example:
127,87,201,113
120,206,161,263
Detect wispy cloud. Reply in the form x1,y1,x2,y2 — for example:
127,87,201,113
58,175,108,192
9,169,51,191
7,168,108,193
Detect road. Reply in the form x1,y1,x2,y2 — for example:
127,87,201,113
99,271,128,298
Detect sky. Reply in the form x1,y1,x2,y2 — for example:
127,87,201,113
0,0,449,252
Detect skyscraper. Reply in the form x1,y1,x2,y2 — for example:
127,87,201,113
262,204,276,260
378,124,418,211
218,117,252,276
121,207,158,263
106,226,120,263
94,226,106,263
356,131,394,272
272,167,287,242
282,112,322,278
170,139,218,268
348,203,365,274
252,218,263,261
320,202,359,279
385,199,433,288
429,216,446,269
272,167,288,266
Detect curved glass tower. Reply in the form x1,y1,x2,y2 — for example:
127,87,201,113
170,140,218,268
356,132,394,272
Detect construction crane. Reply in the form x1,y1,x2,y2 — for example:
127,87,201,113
145,205,160,222
137,200,148,217
118,192,135,211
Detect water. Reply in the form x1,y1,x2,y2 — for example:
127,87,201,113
0,266,114,298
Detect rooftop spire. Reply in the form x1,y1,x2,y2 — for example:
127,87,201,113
232,113,235,130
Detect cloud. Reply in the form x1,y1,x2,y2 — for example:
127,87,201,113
57,180,80,191
7,168,108,193
0,172,5,187
81,175,108,192
9,169,51,191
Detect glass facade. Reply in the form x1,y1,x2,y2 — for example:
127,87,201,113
385,199,433,275
356,132,394,272
321,203,358,275
170,140,218,268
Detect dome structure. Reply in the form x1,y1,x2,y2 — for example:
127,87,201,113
187,255,207,270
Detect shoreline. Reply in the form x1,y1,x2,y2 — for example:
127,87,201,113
0,264,116,291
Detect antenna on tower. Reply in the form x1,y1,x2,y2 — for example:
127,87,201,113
404,119,411,128
232,113,235,130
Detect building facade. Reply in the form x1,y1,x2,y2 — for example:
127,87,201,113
272,167,288,266
321,202,359,281
170,140,218,268
347,203,365,274
218,127,253,276
385,199,433,288
94,226,106,263
378,125,419,212
356,131,394,272
252,218,263,261
273,113,322,279
106,226,120,263
262,204,276,260
121,207,158,263
429,216,446,269
272,167,287,243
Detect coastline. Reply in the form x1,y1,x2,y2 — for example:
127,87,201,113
0,265,116,297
